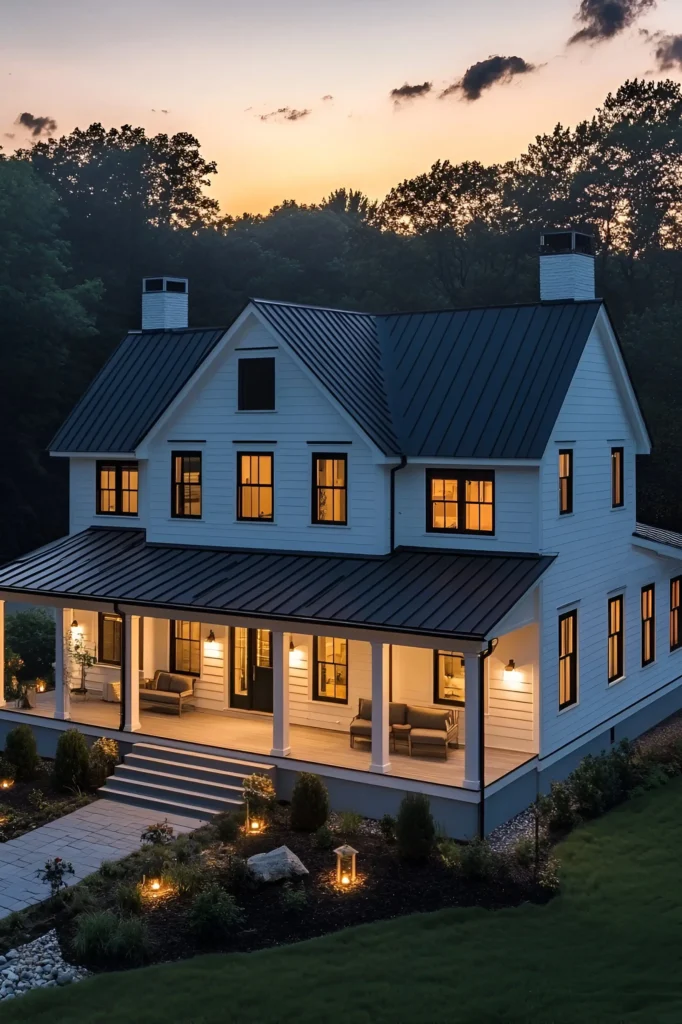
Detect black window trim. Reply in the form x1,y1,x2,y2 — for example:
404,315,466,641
611,446,625,509
608,594,625,684
558,608,578,711
671,576,682,652
433,649,465,708
98,612,122,666
171,450,202,520
236,451,274,523
312,635,348,705
558,448,573,516
96,460,139,517
641,583,656,668
237,356,276,412
311,452,348,526
425,469,495,535
169,619,202,677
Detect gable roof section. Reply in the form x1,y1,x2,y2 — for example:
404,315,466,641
50,327,227,454
377,301,602,459
251,299,398,453
0,528,555,640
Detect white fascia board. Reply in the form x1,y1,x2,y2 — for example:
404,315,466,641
632,538,682,561
51,451,136,460
406,457,541,468
596,307,651,454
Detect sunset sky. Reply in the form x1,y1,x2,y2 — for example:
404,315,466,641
2,0,681,214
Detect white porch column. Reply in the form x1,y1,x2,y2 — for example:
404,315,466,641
270,630,290,756
370,641,390,774
54,608,71,721
123,613,141,733
463,653,481,790
0,599,5,708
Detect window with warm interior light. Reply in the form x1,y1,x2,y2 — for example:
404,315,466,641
559,609,578,709
98,613,122,665
171,452,202,518
641,584,655,667
426,471,494,534
313,637,348,703
611,447,624,508
434,650,465,706
170,620,201,675
312,454,347,524
237,453,274,521
558,449,573,515
670,576,682,652
238,357,275,411
96,461,139,516
608,595,624,683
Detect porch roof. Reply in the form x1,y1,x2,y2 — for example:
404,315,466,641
0,528,554,641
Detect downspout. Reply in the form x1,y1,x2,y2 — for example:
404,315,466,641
478,639,497,839
389,455,408,553
114,603,127,733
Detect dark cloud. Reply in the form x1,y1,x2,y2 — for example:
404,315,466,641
568,0,656,45
3,133,15,139
649,32,682,70
15,112,57,137
390,81,432,104
321,94,333,101
259,107,311,122
440,56,536,101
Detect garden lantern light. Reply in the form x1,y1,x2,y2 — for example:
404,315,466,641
334,844,358,886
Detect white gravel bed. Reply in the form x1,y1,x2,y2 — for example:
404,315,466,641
487,809,538,852
0,929,88,1002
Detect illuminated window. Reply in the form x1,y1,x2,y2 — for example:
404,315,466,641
671,577,682,652
426,471,494,534
611,447,624,508
170,620,201,675
171,452,202,518
233,627,249,695
559,610,578,710
641,584,655,667
434,651,465,706
608,595,624,683
237,453,274,521
96,461,139,516
559,449,573,515
312,454,347,525
98,613,122,665
313,637,348,704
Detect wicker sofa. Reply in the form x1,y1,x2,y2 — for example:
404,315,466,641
349,698,459,759
139,671,196,716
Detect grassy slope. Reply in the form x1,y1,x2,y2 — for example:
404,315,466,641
8,780,682,1024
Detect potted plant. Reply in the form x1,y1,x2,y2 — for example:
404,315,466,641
67,633,97,697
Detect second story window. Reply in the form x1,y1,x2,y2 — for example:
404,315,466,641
96,461,139,516
171,452,202,519
608,595,625,683
641,584,655,667
238,357,275,411
559,609,578,710
312,454,347,525
611,447,624,508
671,576,682,652
426,471,494,534
558,449,573,515
237,453,274,521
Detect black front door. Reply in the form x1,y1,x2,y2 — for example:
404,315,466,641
230,628,273,713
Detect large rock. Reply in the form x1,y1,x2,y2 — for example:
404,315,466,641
247,845,309,883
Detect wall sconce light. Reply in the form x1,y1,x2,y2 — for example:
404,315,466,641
289,637,295,652
71,619,79,629
334,844,358,887
503,659,521,686
206,629,216,643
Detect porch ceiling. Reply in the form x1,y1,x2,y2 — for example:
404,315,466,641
0,528,554,641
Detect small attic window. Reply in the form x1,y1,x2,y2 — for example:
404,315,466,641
238,358,275,411
144,278,164,292
166,280,187,293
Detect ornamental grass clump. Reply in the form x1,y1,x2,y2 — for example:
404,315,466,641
290,772,329,831
54,729,89,792
4,724,39,781
72,910,150,967
396,792,435,862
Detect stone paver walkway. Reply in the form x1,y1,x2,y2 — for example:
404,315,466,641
0,800,205,918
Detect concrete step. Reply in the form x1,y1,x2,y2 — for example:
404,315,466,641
114,763,244,802
130,742,275,778
124,753,255,789
100,775,242,815
101,785,219,821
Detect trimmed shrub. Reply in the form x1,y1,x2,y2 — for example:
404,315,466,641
213,811,240,844
4,724,39,781
395,793,435,862
438,838,463,870
172,834,201,864
88,737,119,789
280,882,307,914
379,814,396,843
459,839,498,882
290,772,329,832
337,811,362,835
314,825,334,850
54,729,89,792
99,859,127,881
510,836,536,870
189,884,243,943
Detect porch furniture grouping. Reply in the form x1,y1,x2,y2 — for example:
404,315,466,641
349,698,459,759
139,671,197,716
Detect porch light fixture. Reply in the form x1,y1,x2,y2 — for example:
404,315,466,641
503,659,521,686
334,844,358,886
70,619,78,629
289,638,295,652
206,629,216,643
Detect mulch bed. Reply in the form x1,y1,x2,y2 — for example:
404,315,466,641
0,760,93,843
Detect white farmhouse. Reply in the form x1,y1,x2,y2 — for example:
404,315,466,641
0,230,679,838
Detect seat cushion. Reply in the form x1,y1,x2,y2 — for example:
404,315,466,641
407,707,450,731
409,727,448,744
168,674,192,694
389,702,407,726
357,697,372,720
141,690,187,705
350,721,372,737
155,672,172,692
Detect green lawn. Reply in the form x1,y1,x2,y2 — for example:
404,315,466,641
8,780,682,1024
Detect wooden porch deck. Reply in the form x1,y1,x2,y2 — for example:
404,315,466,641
8,693,534,790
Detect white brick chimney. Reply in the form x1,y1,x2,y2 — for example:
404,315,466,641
539,231,595,302
142,277,189,330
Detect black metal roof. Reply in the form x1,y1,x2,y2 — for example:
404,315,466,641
0,529,554,640
50,328,227,453
634,523,682,552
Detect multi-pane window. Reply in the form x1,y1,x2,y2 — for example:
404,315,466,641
98,613,122,665
611,447,624,508
171,452,202,518
559,610,578,710
558,449,573,515
426,471,494,534
170,620,201,675
312,454,347,525
434,651,465,706
237,453,274,521
238,358,275,411
671,577,682,652
96,462,139,516
313,637,348,704
641,584,655,667
232,627,249,696
608,595,625,683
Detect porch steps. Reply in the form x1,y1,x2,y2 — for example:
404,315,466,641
100,742,276,820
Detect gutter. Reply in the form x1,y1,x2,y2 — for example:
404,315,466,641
113,602,126,733
478,638,497,839
389,455,408,552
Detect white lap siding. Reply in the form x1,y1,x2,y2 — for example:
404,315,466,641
287,635,370,732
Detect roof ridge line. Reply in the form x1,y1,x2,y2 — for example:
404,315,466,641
251,297,375,317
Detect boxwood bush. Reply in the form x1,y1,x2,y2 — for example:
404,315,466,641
4,724,39,781
55,729,90,792
290,772,329,831
396,792,435,862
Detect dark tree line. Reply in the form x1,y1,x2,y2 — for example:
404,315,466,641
1,78,682,561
